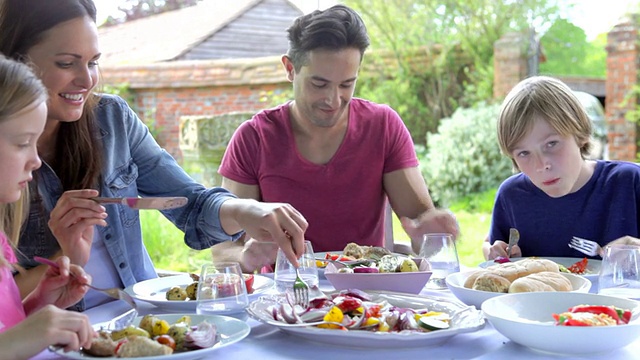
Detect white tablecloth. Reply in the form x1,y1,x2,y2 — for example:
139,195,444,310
34,277,640,360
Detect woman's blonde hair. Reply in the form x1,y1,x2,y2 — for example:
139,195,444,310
497,76,593,170
0,55,47,266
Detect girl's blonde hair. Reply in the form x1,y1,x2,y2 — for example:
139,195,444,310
497,76,593,170
0,55,47,267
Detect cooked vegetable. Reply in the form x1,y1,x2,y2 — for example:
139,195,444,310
185,282,198,300
399,258,419,272
567,258,589,274
166,286,188,300
243,274,255,293
155,334,176,350
138,315,157,335
168,322,191,351
418,317,450,331
110,325,150,341
568,305,631,325
184,321,218,350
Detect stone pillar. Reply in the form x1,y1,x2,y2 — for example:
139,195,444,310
178,112,253,187
606,15,640,161
493,32,529,99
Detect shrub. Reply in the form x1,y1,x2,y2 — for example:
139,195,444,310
421,102,513,206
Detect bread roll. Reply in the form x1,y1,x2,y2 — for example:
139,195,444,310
463,270,490,288
472,272,511,293
517,258,560,274
509,271,571,293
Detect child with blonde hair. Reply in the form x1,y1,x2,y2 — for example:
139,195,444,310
0,56,95,359
484,76,640,260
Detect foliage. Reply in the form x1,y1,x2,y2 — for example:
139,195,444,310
103,0,201,26
539,18,606,77
344,0,561,145
421,102,513,207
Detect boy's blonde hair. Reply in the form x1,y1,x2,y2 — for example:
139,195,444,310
497,76,593,170
0,55,47,267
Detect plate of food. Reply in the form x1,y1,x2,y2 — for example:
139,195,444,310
125,273,274,311
53,313,250,359
478,257,601,281
324,257,432,294
447,258,592,308
315,243,403,278
482,292,640,355
247,289,484,348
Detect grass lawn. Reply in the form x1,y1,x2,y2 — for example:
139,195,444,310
142,208,490,272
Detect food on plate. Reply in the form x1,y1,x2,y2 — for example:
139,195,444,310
565,257,589,275
509,271,571,293
493,256,511,264
553,305,632,326
116,336,173,357
472,272,511,293
343,242,392,260
83,314,218,357
268,289,452,333
465,258,571,293
166,286,189,300
165,273,255,301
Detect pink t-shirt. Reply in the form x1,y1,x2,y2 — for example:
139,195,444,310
0,232,26,332
219,98,419,252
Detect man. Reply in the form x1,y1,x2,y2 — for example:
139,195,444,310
213,4,458,272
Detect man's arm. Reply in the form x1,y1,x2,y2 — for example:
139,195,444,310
383,167,435,254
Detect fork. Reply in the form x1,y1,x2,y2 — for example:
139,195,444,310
568,236,604,257
293,266,310,308
34,256,138,328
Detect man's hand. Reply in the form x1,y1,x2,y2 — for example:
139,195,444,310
400,209,459,254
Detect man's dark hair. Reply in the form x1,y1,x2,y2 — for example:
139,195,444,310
286,4,370,72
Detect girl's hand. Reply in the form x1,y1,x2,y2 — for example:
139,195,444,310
26,256,92,311
0,305,95,359
48,189,108,266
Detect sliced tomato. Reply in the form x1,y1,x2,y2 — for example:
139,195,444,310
567,258,588,274
155,335,176,350
243,274,255,294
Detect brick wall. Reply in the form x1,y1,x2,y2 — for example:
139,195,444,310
100,57,289,159
605,15,640,161
493,17,640,161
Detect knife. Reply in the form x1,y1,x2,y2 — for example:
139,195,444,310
92,197,188,210
507,228,520,257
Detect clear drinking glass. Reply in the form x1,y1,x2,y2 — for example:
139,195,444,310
598,244,640,299
420,233,460,290
196,262,249,319
274,240,319,293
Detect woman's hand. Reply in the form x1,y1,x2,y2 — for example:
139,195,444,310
24,256,92,312
48,189,108,266
0,305,95,359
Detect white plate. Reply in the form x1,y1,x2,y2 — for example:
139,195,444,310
447,271,592,309
125,274,274,311
478,257,602,281
482,292,640,355
247,290,485,348
53,313,250,359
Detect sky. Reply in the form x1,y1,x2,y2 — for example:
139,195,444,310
93,0,635,40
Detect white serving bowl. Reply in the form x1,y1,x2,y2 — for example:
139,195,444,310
482,292,640,355
324,259,432,294
446,270,591,309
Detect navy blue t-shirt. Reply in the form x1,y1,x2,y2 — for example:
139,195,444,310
489,160,640,258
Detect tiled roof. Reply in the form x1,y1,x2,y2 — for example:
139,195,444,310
97,0,285,66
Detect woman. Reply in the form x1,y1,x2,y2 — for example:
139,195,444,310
0,0,307,310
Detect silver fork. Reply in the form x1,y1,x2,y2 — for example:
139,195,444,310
568,236,604,257
34,256,138,328
293,267,309,308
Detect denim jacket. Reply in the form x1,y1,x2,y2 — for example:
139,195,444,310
17,94,242,310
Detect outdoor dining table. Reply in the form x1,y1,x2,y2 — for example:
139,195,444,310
34,275,640,360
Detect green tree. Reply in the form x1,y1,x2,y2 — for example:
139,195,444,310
344,0,561,145
103,0,201,26
539,18,605,76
